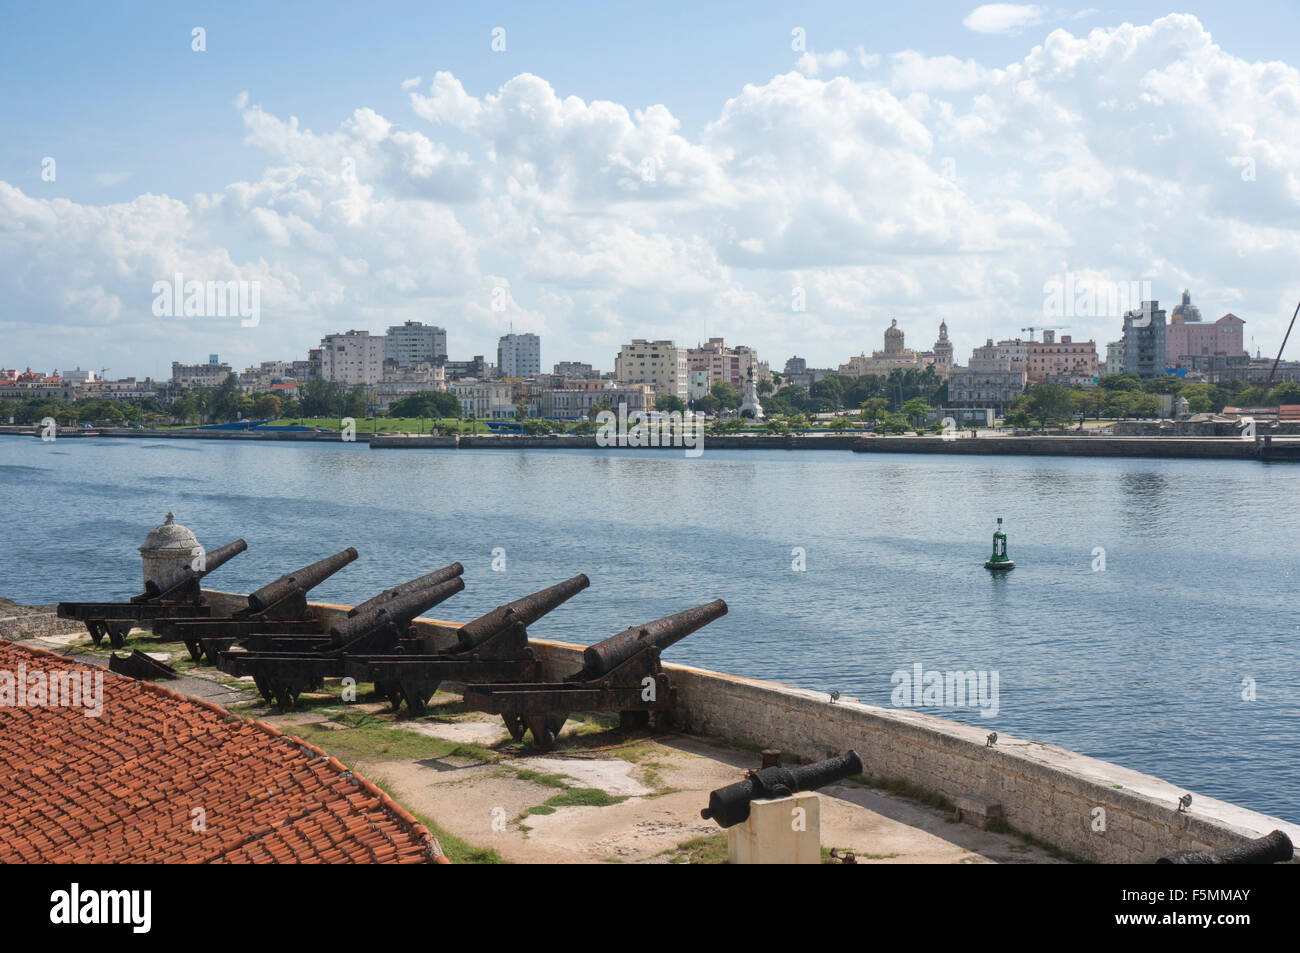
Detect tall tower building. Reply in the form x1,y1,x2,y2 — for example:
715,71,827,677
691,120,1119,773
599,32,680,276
498,332,541,377
932,321,954,374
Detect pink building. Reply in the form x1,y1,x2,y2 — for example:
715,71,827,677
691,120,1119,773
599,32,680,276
1164,290,1246,369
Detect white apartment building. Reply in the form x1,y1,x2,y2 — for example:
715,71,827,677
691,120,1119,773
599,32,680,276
498,332,542,378
318,330,384,386
171,360,233,389
385,321,447,367
539,383,654,419
615,339,688,402
450,380,516,419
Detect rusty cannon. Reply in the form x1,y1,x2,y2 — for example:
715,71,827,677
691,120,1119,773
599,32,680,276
344,574,590,714
57,538,248,649
700,750,864,829
1157,830,1294,865
462,597,726,749
237,561,464,654
153,547,359,662
219,574,466,710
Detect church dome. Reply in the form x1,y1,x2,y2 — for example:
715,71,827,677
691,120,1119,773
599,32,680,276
885,319,903,339
139,512,199,554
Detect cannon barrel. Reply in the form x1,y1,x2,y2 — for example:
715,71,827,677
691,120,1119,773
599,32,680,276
328,576,465,646
700,750,863,829
347,562,464,618
582,599,727,679
143,538,248,599
247,547,359,613
456,574,590,649
1157,830,1293,865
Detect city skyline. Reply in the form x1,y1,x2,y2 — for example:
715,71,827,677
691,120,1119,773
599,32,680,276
4,5,1300,380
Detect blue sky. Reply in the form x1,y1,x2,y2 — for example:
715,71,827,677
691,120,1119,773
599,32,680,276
4,2,1300,378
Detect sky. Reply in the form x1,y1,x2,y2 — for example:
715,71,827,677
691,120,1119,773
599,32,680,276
3,1,1300,380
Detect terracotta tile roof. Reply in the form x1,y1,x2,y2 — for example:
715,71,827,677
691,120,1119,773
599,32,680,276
0,640,443,864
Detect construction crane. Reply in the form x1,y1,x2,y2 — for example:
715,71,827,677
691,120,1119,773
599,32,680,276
1020,325,1071,343
1265,299,1300,392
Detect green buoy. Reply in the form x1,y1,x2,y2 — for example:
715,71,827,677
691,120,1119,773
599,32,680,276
984,517,1015,571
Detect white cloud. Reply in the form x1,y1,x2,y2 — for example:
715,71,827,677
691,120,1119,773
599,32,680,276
795,49,851,77
3,13,1300,375
963,4,1048,35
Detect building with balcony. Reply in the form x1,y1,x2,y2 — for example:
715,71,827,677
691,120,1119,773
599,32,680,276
317,330,384,386
615,339,687,401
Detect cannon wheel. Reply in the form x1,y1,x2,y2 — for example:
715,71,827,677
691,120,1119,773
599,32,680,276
619,710,651,732
502,714,526,741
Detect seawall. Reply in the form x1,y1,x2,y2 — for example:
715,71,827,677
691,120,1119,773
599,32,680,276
203,589,1300,863
851,435,1283,460
369,433,859,450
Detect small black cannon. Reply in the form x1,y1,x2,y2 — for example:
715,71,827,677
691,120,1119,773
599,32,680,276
463,597,726,749
153,547,358,662
700,750,864,829
57,538,248,648
1157,830,1294,865
343,574,589,713
220,574,466,709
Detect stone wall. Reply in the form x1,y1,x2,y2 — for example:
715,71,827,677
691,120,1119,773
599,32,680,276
853,435,1258,459
203,591,1299,863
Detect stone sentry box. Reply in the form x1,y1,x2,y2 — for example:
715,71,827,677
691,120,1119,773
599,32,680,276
140,513,201,594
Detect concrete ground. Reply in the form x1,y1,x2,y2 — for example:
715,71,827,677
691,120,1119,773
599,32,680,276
340,693,1063,864
8,606,1065,864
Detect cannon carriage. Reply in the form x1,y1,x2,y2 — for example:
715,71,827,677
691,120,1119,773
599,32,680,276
218,573,467,709
462,598,726,749
341,574,590,713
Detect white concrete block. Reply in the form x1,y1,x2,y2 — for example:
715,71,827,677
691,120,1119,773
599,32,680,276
727,794,821,865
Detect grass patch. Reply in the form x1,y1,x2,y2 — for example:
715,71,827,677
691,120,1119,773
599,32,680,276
291,710,488,764
513,769,573,790
821,846,901,862
662,833,728,865
544,787,625,809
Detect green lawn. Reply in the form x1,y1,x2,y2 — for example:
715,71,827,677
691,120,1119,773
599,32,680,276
267,417,492,434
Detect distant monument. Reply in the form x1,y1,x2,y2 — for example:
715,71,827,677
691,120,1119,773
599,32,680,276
738,363,764,421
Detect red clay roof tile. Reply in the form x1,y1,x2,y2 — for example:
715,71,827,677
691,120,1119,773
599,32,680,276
0,639,440,864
